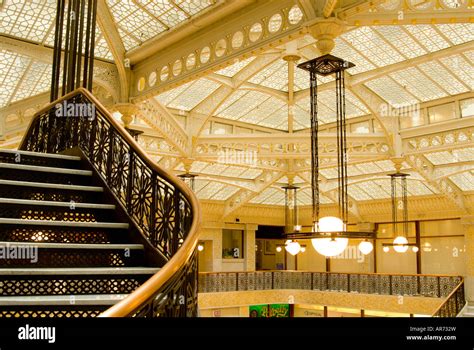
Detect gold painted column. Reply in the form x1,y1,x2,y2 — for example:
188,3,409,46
462,216,474,301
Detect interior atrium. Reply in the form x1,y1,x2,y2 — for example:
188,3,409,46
0,0,473,320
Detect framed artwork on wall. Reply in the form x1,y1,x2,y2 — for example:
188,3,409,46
264,240,276,255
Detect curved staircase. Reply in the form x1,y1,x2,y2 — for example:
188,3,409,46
0,88,200,317
0,149,159,317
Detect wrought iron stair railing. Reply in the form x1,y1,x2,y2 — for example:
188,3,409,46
432,278,465,317
19,88,201,317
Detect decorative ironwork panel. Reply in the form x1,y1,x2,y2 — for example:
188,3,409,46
419,276,439,297
312,273,327,291
328,274,348,292
349,274,360,293
273,271,283,289
392,275,417,296
0,276,147,296
246,272,256,291
439,276,462,298
237,272,248,291
375,275,391,295
301,272,312,290
0,307,105,318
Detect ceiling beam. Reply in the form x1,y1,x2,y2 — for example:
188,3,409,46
0,35,116,70
404,153,468,214
126,0,256,64
97,0,129,102
222,170,285,219
128,0,309,103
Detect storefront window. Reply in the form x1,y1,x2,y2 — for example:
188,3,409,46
222,229,244,259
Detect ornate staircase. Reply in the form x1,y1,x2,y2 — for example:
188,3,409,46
0,149,159,317
0,88,200,317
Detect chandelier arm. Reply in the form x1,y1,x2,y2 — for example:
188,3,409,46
403,175,408,236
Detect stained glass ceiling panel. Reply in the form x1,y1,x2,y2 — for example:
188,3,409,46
389,67,448,102
425,148,474,165
365,76,419,106
165,78,220,111
0,50,31,107
107,0,216,50
418,61,468,95
404,25,451,52
449,172,474,191
216,57,256,77
342,27,405,67
440,54,474,90
0,0,56,43
10,61,51,103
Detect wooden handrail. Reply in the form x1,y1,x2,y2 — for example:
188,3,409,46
20,88,201,317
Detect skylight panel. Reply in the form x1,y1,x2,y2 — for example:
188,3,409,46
320,168,338,179
342,27,405,67
107,0,166,45
117,27,141,51
365,179,392,199
167,79,220,111
333,38,376,74
440,54,474,90
0,50,31,107
156,81,193,106
294,68,310,90
355,162,381,174
189,161,210,173
408,181,435,196
137,0,188,28
211,186,240,200
449,172,474,191
436,24,474,45
174,0,214,16
249,61,287,90
418,61,468,95
390,67,447,102
196,181,225,200
0,0,56,43
348,185,373,201
240,168,263,179
10,61,50,103
215,90,247,114
217,91,273,120
425,151,457,165
365,76,419,106
216,57,256,77
374,26,427,59
404,25,451,52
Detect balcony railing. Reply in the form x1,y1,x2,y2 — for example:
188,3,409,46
199,271,462,300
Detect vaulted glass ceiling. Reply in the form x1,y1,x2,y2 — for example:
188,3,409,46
1,1,473,208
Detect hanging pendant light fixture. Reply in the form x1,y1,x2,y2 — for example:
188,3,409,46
382,172,418,253
286,54,374,257
283,185,302,255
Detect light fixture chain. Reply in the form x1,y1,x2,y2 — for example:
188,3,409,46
310,70,320,226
